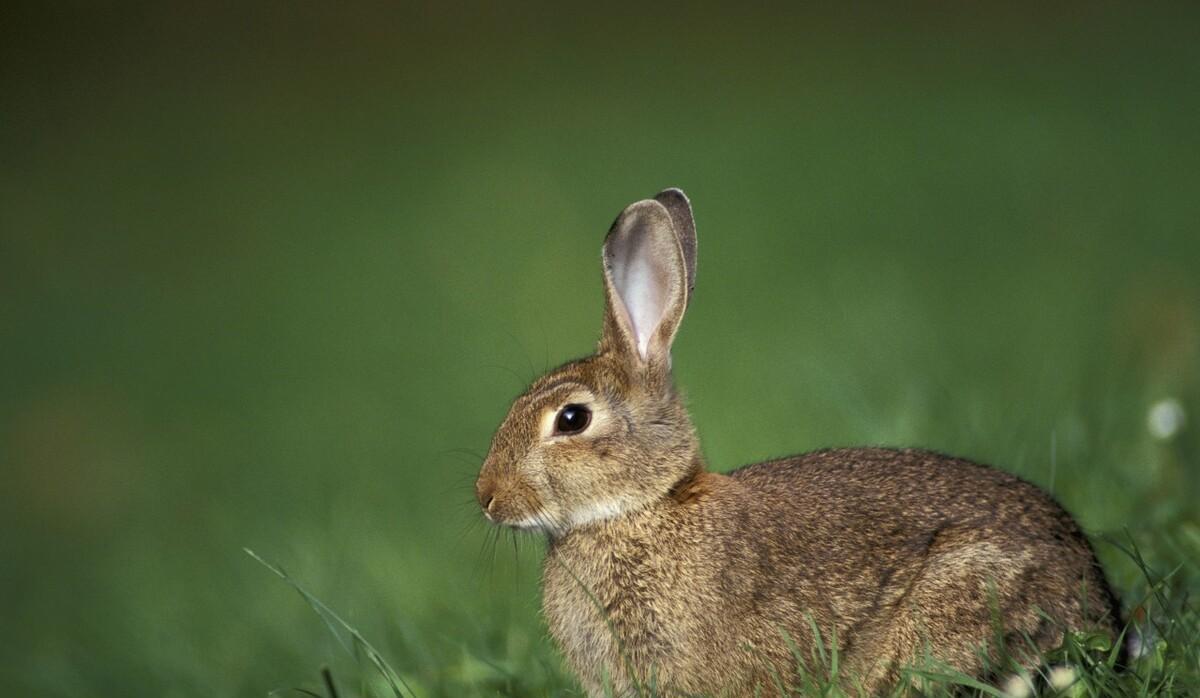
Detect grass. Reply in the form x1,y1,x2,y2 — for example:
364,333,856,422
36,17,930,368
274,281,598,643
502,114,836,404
2,3,1199,697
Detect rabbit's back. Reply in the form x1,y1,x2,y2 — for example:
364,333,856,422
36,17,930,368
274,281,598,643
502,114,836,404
732,446,1097,556
730,447,1118,627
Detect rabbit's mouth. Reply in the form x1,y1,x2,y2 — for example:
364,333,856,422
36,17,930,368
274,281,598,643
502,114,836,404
478,486,564,534
493,509,566,536
481,508,535,529
491,497,633,536
510,515,554,532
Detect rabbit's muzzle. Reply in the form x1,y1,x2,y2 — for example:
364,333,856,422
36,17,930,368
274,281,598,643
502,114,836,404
475,463,543,529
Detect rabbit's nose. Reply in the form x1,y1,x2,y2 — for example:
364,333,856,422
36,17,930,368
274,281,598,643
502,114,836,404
476,482,497,517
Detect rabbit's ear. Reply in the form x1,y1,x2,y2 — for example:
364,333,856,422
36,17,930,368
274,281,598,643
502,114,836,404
600,197,689,366
653,188,697,307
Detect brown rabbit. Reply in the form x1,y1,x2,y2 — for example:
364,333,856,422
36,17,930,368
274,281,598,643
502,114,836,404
474,189,1121,696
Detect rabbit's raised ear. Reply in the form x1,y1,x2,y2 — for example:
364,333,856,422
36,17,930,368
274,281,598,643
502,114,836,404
600,196,690,367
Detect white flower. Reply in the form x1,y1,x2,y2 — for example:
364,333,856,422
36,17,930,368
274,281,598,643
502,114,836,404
1002,672,1034,698
1147,398,1186,441
1048,664,1078,690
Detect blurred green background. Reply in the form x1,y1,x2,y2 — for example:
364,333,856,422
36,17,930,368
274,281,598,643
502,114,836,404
2,2,1198,696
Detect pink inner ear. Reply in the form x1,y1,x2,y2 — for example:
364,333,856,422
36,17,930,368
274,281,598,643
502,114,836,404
614,241,667,359
604,200,686,362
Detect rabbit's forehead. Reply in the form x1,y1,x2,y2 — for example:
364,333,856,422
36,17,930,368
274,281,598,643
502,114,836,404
521,379,595,406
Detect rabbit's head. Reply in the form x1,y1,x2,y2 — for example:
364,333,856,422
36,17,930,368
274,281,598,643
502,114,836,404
475,189,701,535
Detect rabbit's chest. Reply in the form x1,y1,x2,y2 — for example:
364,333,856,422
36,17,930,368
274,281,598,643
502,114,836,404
542,530,712,687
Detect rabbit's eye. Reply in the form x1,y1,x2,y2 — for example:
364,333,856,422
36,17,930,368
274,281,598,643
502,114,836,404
554,404,592,435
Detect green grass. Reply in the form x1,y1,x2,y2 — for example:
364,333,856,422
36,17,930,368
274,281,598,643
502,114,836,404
2,3,1199,697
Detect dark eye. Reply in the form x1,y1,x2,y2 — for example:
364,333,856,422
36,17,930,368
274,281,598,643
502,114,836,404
554,404,592,435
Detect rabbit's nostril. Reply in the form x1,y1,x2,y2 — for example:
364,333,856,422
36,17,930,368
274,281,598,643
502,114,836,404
476,480,496,513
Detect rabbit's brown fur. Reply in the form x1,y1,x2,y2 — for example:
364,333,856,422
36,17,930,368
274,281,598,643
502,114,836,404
475,190,1120,696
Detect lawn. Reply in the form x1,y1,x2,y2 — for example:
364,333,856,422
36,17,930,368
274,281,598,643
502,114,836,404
1,4,1197,696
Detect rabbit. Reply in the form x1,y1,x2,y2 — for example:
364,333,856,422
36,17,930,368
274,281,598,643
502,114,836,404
474,189,1121,696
